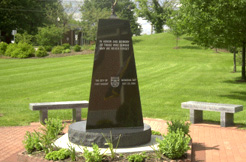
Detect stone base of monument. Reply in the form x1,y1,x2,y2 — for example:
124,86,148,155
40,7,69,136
68,121,151,148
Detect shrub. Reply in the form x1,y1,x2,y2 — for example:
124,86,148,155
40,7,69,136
45,148,70,161
15,32,33,44
62,43,70,50
167,120,190,137
0,42,8,55
62,49,71,54
73,44,81,52
51,46,63,54
36,25,63,46
23,131,42,154
44,46,52,52
5,43,17,56
157,129,191,159
35,46,48,57
6,43,35,58
82,44,95,50
127,152,147,162
82,143,104,162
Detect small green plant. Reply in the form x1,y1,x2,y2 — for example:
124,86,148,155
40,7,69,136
156,129,191,159
68,144,76,161
102,132,121,159
35,46,48,57
74,44,81,52
62,43,70,50
51,46,64,54
44,45,52,52
39,118,65,153
167,119,190,137
127,152,147,162
0,42,8,55
62,49,71,53
23,131,42,154
82,143,104,162
152,130,162,135
45,148,70,161
42,118,65,139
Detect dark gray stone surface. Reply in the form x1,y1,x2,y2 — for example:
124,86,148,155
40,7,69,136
68,121,151,148
190,109,203,124
87,18,143,129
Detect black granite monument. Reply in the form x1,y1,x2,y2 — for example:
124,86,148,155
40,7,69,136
68,12,151,148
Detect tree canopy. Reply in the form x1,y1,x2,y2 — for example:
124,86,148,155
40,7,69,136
135,0,176,33
179,0,246,80
80,0,141,41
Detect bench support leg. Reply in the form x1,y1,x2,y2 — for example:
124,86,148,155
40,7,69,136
73,108,81,122
40,110,48,124
221,112,234,127
190,109,203,124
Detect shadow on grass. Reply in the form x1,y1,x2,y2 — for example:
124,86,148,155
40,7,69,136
179,46,202,50
132,39,142,45
223,77,246,84
220,91,246,101
183,36,194,41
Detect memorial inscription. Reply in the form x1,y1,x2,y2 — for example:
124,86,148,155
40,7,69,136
86,19,144,129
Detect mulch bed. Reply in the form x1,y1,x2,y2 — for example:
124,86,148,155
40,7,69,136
0,50,94,59
19,150,191,162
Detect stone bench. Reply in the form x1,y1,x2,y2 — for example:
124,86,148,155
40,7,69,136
30,101,89,124
181,101,243,127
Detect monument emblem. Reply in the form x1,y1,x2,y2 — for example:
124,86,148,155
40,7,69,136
68,1,151,148
111,76,120,87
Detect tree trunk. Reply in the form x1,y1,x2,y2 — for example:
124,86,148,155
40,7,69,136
242,42,246,80
233,50,236,73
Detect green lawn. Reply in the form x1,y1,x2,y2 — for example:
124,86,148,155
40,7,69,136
0,33,245,126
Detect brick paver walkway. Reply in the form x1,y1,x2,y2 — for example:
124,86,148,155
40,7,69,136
1,118,246,162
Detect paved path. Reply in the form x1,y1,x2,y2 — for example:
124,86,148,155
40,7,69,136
1,118,246,162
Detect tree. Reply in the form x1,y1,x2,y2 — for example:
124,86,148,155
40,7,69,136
0,0,66,41
179,0,246,80
80,0,141,41
36,25,63,46
167,10,185,48
135,0,176,33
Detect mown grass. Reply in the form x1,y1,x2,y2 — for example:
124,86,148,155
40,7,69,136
0,33,245,126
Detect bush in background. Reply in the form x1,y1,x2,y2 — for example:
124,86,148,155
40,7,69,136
44,46,53,52
5,44,17,57
51,46,63,54
0,42,8,55
62,43,70,50
5,43,35,58
36,46,48,57
82,44,95,51
36,25,63,46
73,44,81,52
15,32,33,44
62,49,71,54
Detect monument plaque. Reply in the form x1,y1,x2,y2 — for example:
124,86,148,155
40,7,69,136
68,16,151,148
86,19,143,129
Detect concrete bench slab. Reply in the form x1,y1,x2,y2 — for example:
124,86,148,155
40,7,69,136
181,101,243,127
30,101,89,124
